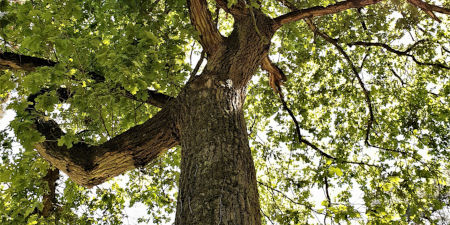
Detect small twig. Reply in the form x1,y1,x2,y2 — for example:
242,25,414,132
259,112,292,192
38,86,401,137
357,8,367,31
389,67,405,86
359,52,369,70
98,107,111,137
260,209,275,225
188,50,205,82
258,181,317,211
248,115,258,136
323,174,331,224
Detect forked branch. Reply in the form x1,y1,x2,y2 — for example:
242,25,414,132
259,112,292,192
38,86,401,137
33,106,178,188
305,18,375,146
1,52,180,187
347,41,450,69
188,0,224,54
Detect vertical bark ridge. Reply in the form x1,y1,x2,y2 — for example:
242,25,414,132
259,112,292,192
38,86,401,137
175,81,261,225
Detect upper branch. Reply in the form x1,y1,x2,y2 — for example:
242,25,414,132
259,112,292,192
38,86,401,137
273,0,382,30
0,52,174,108
407,0,450,22
188,0,224,54
347,41,450,69
305,19,374,146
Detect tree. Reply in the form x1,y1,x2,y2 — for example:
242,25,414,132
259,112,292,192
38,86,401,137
0,0,449,224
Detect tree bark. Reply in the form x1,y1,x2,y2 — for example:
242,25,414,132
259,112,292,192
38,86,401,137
175,77,261,225
172,12,275,224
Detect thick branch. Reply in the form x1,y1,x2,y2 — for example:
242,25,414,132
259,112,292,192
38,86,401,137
273,0,382,30
4,51,180,187
34,106,179,188
188,0,224,54
0,52,55,71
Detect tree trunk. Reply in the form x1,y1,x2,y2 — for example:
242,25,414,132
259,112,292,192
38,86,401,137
175,75,261,224
172,13,275,224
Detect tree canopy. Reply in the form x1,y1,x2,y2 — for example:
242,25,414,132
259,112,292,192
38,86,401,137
0,0,449,224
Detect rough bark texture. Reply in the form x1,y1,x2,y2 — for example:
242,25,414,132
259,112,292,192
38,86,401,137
34,106,178,187
173,12,274,225
175,82,260,225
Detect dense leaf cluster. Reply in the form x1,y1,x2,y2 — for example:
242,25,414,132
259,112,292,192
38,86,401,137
0,0,448,224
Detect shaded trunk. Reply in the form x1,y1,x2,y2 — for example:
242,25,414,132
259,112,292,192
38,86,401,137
175,78,261,224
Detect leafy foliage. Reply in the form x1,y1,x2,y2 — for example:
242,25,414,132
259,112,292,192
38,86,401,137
0,0,449,224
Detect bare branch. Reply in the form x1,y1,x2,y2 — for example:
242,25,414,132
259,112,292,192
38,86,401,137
188,0,224,54
305,18,375,146
273,0,382,30
261,56,287,94
347,41,450,69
